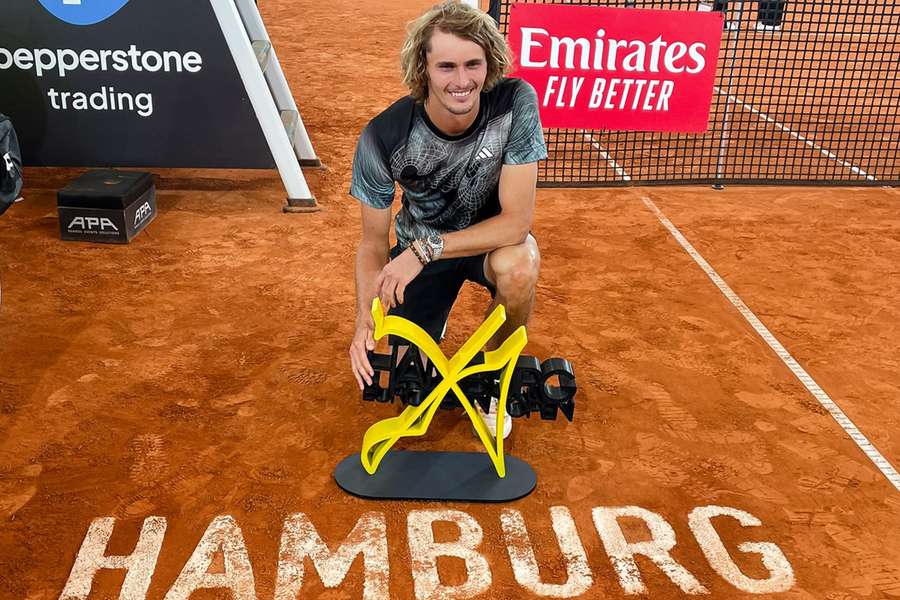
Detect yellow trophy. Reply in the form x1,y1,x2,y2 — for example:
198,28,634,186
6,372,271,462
334,298,577,502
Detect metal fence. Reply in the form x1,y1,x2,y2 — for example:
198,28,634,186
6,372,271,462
489,0,899,186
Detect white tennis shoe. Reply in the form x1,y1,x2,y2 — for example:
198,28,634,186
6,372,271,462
475,397,512,440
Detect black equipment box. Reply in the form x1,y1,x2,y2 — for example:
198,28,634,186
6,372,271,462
58,170,156,244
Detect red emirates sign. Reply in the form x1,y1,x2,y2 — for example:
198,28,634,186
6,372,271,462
508,4,723,132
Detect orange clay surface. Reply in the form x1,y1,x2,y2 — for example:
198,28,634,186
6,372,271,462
2,0,900,598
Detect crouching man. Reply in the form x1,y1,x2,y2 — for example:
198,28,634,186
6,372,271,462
348,1,546,438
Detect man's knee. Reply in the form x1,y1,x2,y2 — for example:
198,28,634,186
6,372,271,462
488,236,540,298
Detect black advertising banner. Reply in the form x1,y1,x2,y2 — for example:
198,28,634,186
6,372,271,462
0,0,275,168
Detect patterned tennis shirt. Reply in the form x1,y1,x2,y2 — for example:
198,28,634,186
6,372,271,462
350,77,547,249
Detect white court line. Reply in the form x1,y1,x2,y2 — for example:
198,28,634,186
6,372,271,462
580,131,632,182
714,86,877,181
640,194,900,493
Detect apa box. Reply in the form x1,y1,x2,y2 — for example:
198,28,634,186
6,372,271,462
58,170,156,244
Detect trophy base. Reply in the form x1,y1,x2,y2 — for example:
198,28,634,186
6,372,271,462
334,450,537,502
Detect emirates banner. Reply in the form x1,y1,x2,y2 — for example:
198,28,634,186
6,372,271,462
508,4,723,132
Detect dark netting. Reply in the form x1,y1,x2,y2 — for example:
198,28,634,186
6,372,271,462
489,0,899,186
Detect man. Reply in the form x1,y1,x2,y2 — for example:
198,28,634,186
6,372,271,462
756,0,785,31
708,0,784,31
348,1,546,438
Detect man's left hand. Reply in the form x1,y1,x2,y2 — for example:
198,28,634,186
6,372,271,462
374,248,424,309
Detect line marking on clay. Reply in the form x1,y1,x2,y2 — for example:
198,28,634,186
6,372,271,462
713,86,876,181
581,131,632,182
640,195,900,493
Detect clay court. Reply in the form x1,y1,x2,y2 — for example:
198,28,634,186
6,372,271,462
2,0,900,598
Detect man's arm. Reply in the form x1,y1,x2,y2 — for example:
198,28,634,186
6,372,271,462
350,203,393,390
356,203,392,316
371,161,538,311
439,161,538,258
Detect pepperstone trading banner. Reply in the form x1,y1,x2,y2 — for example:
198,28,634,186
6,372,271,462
0,0,274,168
508,3,723,132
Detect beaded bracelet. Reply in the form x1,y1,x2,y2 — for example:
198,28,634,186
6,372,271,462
409,240,429,265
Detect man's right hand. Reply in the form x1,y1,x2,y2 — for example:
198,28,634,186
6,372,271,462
350,316,376,391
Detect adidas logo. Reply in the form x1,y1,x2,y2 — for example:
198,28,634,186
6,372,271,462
475,146,494,161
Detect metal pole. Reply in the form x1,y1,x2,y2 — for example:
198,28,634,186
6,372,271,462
713,1,745,188
234,0,321,167
209,0,318,210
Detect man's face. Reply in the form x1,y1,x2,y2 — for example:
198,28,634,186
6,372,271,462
425,29,488,118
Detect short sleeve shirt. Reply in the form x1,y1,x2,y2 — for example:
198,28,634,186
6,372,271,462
350,78,547,249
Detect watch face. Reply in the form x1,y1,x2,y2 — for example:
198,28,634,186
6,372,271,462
427,234,443,247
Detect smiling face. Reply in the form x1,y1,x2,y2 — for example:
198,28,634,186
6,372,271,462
424,29,488,124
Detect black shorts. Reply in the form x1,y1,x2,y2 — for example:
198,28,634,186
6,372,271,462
387,245,497,343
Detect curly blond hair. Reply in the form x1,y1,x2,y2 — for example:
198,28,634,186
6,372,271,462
400,1,511,102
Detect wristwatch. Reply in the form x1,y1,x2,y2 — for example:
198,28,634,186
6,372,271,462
422,233,444,262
